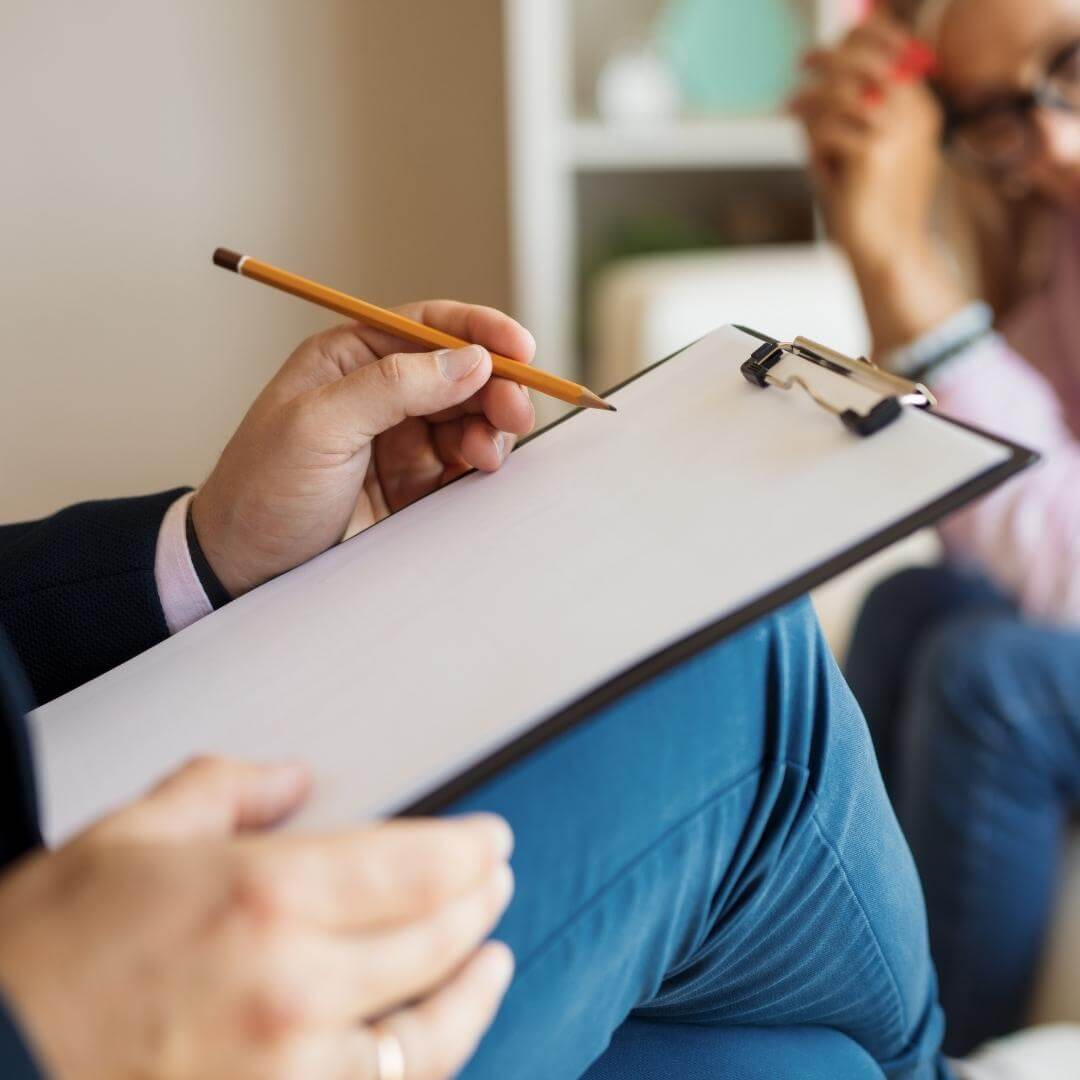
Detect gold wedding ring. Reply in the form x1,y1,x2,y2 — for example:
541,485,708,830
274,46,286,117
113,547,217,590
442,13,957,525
373,1028,406,1080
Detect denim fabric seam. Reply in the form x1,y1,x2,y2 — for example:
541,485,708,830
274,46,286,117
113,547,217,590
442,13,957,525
808,809,908,1038
514,760,770,975
647,818,839,1012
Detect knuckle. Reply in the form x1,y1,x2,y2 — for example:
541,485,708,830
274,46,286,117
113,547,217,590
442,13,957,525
183,753,229,778
239,979,309,1047
375,351,407,390
231,857,288,925
185,754,241,807
421,905,475,963
281,393,322,438
411,867,453,911
144,754,238,814
403,846,461,909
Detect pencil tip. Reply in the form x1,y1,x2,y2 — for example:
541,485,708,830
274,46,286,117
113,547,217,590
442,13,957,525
579,389,616,412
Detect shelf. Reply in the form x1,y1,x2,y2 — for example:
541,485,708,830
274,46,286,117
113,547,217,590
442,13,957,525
567,116,806,172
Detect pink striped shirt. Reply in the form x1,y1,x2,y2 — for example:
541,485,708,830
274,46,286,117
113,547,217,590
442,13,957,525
934,215,1080,623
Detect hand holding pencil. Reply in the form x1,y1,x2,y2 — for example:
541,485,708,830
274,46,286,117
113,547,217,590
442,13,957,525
191,293,548,597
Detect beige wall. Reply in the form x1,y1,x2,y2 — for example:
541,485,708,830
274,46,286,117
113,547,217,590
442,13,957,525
0,0,509,521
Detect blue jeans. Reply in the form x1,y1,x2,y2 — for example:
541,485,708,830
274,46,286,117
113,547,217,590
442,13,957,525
445,600,947,1078
846,566,1080,1055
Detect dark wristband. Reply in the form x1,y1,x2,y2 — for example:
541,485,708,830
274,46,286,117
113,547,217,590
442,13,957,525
908,326,993,385
185,501,233,610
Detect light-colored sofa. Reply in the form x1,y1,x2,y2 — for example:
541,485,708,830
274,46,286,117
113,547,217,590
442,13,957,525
588,245,1080,1070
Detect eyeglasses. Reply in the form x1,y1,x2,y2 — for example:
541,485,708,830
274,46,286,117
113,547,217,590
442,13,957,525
939,38,1080,170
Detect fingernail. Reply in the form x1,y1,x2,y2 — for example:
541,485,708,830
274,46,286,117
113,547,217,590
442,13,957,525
493,431,510,461
491,863,515,907
479,941,516,989
438,344,487,381
460,813,515,860
519,383,532,403
266,761,310,799
486,815,515,860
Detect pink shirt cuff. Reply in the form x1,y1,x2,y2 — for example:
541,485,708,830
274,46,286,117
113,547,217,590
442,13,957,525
154,492,213,634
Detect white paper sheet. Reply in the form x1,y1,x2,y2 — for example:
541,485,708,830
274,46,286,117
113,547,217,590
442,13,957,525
29,326,1016,844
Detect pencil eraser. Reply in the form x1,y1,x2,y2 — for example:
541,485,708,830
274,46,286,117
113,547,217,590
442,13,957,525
212,247,243,272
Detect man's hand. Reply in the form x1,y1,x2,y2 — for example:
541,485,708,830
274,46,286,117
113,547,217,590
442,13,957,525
192,302,537,596
0,758,515,1079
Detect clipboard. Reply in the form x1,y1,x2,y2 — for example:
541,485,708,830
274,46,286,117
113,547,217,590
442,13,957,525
29,325,1037,843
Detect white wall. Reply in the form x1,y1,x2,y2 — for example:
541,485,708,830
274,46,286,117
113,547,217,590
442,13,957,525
0,0,509,520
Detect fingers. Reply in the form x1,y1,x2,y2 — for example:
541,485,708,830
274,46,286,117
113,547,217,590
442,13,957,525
306,864,513,1021
359,299,537,439
297,943,513,1080
423,378,531,459
308,302,535,465
370,411,509,516
372,416,457,514
807,113,873,168
374,941,515,1080
478,377,535,436
246,815,514,931
461,416,514,474
798,14,913,110
792,23,904,164
431,418,468,473
96,757,310,841
791,81,879,134
359,300,537,371
804,37,897,89
315,344,493,442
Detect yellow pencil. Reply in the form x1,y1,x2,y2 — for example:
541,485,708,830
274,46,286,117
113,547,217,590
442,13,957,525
213,248,615,412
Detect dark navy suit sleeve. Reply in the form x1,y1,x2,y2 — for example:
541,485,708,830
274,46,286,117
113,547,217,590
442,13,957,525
0,522,38,554
0,489,190,706
0,490,194,1077
0,995,42,1079
0,627,40,865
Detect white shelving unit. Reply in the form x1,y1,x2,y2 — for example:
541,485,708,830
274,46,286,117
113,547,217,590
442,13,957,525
503,0,852,424
569,116,805,171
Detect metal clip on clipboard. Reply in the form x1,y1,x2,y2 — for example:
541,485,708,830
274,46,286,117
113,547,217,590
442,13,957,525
741,336,936,437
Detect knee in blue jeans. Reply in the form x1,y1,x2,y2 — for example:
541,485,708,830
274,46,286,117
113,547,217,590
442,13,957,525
860,565,958,621
857,564,1001,631
910,610,1039,754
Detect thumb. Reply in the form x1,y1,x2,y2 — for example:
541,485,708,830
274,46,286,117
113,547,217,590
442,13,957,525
319,344,492,440
94,757,311,841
